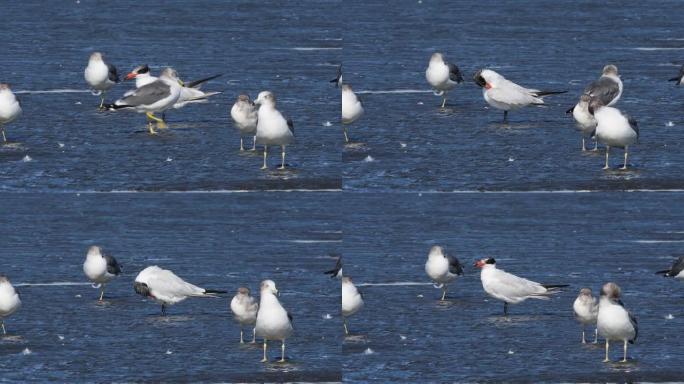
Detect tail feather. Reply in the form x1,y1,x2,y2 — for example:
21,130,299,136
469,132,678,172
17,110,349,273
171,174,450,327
185,74,223,89
535,90,567,97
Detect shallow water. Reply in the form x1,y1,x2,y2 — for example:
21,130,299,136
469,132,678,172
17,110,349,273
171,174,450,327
342,192,684,382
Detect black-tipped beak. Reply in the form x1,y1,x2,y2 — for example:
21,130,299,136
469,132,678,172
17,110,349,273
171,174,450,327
134,282,150,297
473,71,486,88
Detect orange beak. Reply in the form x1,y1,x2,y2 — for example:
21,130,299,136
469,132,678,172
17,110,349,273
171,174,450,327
124,72,137,81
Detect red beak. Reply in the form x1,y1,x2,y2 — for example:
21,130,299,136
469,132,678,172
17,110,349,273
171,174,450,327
473,260,485,268
485,83,493,90
124,72,137,80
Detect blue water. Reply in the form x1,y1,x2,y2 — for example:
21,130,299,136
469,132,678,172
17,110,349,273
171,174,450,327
1,0,684,383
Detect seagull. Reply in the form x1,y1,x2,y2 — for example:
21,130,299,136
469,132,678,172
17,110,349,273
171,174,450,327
588,99,639,170
474,258,567,316
230,287,259,344
330,64,342,87
425,245,464,300
230,94,258,151
83,245,122,301
597,282,637,363
0,83,22,143
84,52,119,109
425,52,464,108
341,84,364,143
0,275,21,335
566,94,598,151
255,280,293,363
342,276,364,335
656,255,684,281
583,64,623,107
668,65,684,85
473,69,566,123
254,91,294,170
133,265,225,315
573,288,599,344
324,255,342,279
106,68,182,135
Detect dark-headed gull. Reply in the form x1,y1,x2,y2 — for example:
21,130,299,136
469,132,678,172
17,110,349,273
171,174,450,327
597,282,637,363
133,266,225,315
342,276,363,335
255,280,293,362
0,83,22,143
84,52,119,110
230,95,258,151
425,52,464,108
473,69,566,123
0,275,21,335
254,91,294,170
588,99,639,170
573,288,599,344
474,258,567,315
656,255,684,281
341,84,363,143
83,245,122,301
425,245,464,300
230,287,259,344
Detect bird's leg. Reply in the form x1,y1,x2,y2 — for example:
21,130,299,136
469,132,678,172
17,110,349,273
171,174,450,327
252,136,257,151
261,340,268,362
603,340,610,362
99,92,106,110
278,145,286,170
1,125,6,142
240,137,244,151
240,327,244,344
581,329,586,344
261,145,268,169
592,139,599,151
343,127,349,143
593,328,598,344
503,111,508,123
603,146,610,170
161,304,166,316
251,327,256,343
582,138,586,152
621,147,629,170
440,286,447,301
343,318,349,335
621,340,628,363
279,339,286,363
504,302,508,316
441,96,447,109
146,113,158,135
99,285,105,301
1,320,5,335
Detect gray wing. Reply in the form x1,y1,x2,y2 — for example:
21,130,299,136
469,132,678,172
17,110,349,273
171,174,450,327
107,63,119,83
583,77,619,106
448,62,464,83
118,81,170,106
105,255,122,275
670,255,684,276
447,255,464,275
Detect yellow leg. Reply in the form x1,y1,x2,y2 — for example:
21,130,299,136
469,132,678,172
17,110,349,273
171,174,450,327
278,145,286,169
147,120,157,135
261,145,268,169
261,340,268,362
603,340,610,362
279,340,286,363
146,112,167,129
603,146,610,170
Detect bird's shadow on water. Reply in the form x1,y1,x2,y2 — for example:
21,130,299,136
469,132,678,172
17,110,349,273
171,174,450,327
432,298,469,309
145,315,194,326
343,334,369,344
344,141,368,151
605,359,640,372
237,149,261,157
0,142,26,151
602,167,641,179
0,335,26,344
480,313,559,327
263,359,302,373
263,166,299,179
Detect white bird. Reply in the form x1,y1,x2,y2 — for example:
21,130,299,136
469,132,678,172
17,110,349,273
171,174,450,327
566,94,598,151
573,288,599,344
425,245,464,300
83,245,122,301
84,52,119,110
583,64,623,107
341,84,364,143
588,100,639,170
0,83,22,143
107,68,182,135
0,275,21,335
324,255,342,279
255,280,293,363
473,69,566,122
425,52,464,108
230,94,258,151
133,265,225,315
656,255,684,281
474,258,567,315
669,64,684,85
342,276,364,335
597,282,637,363
254,91,294,170
230,287,259,344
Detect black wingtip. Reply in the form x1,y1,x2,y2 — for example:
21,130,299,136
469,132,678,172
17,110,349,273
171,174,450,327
668,77,680,82
542,284,569,289
655,270,670,276
536,90,568,97
565,106,574,114
204,289,227,294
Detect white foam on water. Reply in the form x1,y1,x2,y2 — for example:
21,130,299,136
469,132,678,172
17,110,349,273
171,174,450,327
21,348,31,355
363,155,374,162
323,121,332,127
363,348,374,355
21,155,32,162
